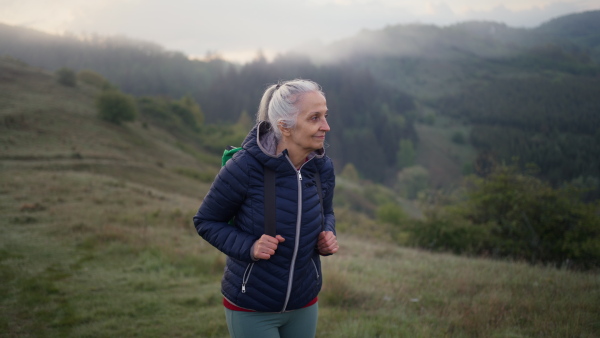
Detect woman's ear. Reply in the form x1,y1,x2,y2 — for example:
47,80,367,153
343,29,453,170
278,121,292,137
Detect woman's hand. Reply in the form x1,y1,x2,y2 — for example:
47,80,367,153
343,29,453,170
252,234,285,260
317,231,338,255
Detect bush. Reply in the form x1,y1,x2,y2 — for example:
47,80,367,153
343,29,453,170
410,165,600,269
408,209,492,255
77,70,110,88
451,131,465,144
397,139,415,169
55,67,76,87
376,203,407,226
96,90,137,125
339,163,360,181
396,166,429,199
137,95,204,134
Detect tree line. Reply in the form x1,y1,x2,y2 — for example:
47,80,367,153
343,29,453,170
198,54,417,181
435,73,600,199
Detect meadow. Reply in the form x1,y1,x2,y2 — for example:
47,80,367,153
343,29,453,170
1,58,599,337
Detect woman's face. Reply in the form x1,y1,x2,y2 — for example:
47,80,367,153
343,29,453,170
287,91,330,152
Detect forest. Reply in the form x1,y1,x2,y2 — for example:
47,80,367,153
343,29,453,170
1,11,600,268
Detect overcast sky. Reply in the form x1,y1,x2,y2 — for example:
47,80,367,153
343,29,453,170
1,0,599,63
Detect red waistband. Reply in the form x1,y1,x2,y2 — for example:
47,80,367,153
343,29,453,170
223,297,318,312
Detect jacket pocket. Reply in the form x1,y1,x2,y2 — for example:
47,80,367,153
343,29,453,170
310,258,320,280
241,262,254,293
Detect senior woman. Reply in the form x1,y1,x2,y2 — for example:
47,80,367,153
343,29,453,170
193,79,338,338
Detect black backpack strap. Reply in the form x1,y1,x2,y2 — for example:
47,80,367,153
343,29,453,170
314,170,325,232
264,167,277,236
264,166,323,236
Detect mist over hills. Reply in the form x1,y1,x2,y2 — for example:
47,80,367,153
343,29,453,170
304,10,600,64
1,10,599,193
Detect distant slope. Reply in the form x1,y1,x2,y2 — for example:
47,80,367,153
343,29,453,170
312,21,527,62
0,23,228,101
303,10,600,98
297,10,600,190
0,56,219,199
535,10,600,59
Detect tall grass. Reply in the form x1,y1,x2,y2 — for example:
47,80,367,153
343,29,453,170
0,170,227,337
1,169,598,337
319,237,600,337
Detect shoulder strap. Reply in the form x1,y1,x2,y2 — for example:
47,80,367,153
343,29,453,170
263,166,324,236
314,170,325,232
264,167,277,236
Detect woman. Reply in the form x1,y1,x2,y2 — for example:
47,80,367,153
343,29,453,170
193,79,338,337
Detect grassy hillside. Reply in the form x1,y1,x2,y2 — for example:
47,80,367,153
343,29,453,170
0,57,219,196
1,58,599,337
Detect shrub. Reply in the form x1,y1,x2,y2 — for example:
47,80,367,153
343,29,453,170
137,95,204,134
96,90,137,125
77,70,109,88
55,67,76,87
408,207,492,255
376,203,407,226
396,166,429,199
451,131,465,144
397,139,416,169
339,163,360,181
410,165,600,269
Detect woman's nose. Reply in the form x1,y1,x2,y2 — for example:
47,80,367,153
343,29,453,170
321,119,330,131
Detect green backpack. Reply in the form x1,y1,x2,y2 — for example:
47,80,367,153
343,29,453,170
222,146,242,167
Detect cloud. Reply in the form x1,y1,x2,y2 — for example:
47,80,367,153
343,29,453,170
1,0,598,62
0,0,134,33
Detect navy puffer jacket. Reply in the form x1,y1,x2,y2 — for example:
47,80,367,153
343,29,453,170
193,121,335,312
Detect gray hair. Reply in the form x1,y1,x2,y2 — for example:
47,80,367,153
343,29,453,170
256,79,324,140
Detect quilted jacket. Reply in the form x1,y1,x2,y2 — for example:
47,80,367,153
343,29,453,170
193,121,336,312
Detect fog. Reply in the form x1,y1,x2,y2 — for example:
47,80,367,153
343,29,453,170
1,0,598,62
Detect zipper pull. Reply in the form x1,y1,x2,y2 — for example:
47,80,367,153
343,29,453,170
297,170,302,181
242,285,246,293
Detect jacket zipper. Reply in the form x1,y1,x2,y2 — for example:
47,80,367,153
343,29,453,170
311,258,320,279
241,262,254,293
280,155,310,312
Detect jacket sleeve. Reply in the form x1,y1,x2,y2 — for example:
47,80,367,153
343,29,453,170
193,155,257,262
321,157,336,234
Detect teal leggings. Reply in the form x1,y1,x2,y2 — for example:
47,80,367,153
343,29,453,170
225,303,318,338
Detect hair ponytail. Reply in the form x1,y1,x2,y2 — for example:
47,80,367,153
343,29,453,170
257,84,278,122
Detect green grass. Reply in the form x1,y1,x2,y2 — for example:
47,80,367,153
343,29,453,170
1,57,599,337
1,173,598,337
0,170,227,337
319,238,600,337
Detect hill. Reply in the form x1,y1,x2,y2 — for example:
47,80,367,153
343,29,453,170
0,22,228,101
306,10,600,96
1,11,600,193
1,56,599,337
535,10,600,61
302,10,600,191
0,57,219,198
